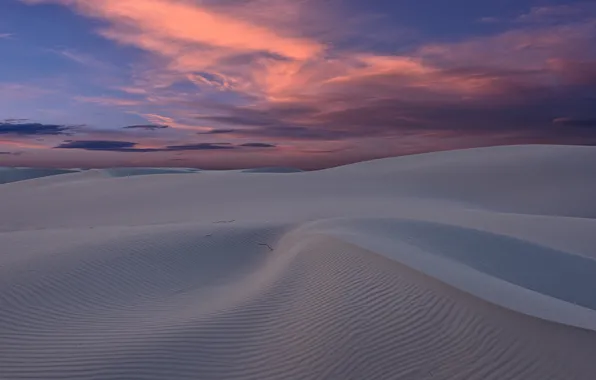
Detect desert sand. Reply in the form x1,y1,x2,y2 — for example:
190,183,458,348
1,145,595,380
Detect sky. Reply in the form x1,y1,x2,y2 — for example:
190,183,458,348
1,0,595,169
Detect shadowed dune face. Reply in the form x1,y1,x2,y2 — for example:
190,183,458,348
1,145,596,379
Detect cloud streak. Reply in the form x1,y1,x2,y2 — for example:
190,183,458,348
239,142,277,148
75,96,145,107
23,0,323,87
0,121,73,136
197,129,236,135
123,124,170,131
55,140,137,151
553,118,596,128
54,140,277,152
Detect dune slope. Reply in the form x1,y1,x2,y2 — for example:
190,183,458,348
1,145,595,380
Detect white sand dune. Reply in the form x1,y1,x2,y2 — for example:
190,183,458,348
241,167,304,173
1,145,595,380
99,167,201,177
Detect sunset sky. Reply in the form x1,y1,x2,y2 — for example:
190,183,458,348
1,0,595,169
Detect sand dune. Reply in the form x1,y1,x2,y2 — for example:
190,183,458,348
1,145,595,379
241,167,304,173
0,167,80,184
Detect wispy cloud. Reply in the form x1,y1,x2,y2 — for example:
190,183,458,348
23,0,322,76
477,17,500,24
54,49,116,71
0,138,49,149
515,3,596,24
164,143,235,151
140,114,175,126
0,83,53,100
75,96,144,107
130,113,211,132
20,0,327,104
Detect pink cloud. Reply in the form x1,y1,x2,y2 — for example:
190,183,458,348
20,0,327,104
0,83,53,100
0,139,48,150
418,20,596,71
19,1,596,104
24,0,323,59
20,0,325,96
24,0,574,116
17,0,596,162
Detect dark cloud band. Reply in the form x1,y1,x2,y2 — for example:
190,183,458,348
54,140,276,152
0,121,72,136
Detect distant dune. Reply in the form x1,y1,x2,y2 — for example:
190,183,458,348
1,145,595,380
241,167,304,173
99,167,201,177
0,167,80,184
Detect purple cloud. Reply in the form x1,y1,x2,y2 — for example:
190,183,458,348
123,124,170,131
0,121,72,136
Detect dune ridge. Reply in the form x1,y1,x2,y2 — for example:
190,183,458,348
1,145,595,379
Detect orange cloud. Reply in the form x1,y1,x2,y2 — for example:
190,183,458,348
24,0,322,59
253,52,507,107
22,0,511,110
23,0,326,101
